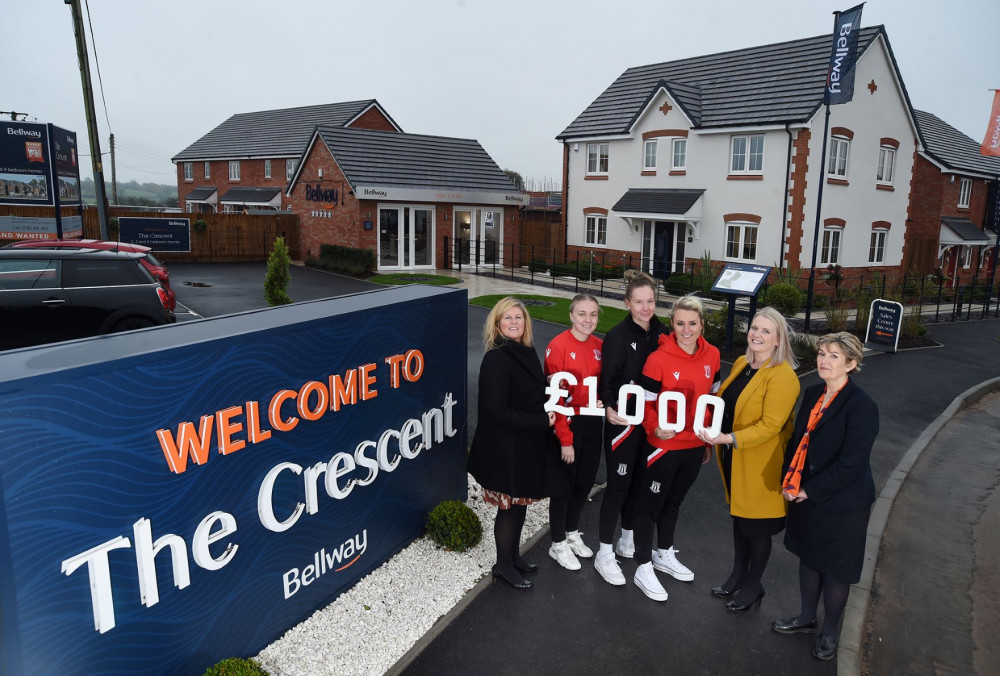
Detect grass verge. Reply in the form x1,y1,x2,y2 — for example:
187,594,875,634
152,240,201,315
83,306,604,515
469,293,663,335
370,273,460,286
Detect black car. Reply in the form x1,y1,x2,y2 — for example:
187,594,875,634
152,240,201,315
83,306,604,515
0,249,176,350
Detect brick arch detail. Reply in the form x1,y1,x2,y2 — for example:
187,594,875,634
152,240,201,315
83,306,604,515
831,126,855,139
824,217,847,228
872,220,891,230
642,129,689,140
723,212,761,224
879,137,900,149
583,207,609,215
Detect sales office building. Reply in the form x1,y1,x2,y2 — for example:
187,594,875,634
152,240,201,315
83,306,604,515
286,125,524,270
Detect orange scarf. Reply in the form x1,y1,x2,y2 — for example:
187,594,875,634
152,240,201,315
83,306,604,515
782,382,846,497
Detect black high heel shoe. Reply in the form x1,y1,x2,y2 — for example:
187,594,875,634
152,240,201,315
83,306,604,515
491,566,533,589
726,586,765,612
711,585,739,598
514,559,539,574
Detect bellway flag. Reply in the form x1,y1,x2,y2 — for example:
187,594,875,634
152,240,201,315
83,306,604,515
981,90,1000,157
824,3,865,105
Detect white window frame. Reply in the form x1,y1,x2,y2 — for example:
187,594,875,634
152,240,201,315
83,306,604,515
730,135,764,174
962,246,973,269
725,221,758,261
672,138,687,170
286,159,297,181
204,161,210,179
264,159,271,179
958,178,972,208
587,143,609,175
821,226,843,265
827,137,850,178
643,140,657,170
869,229,887,264
229,160,240,181
183,162,193,181
876,146,895,184
585,215,607,246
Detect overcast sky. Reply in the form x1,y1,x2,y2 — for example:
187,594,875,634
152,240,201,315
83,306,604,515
4,0,998,190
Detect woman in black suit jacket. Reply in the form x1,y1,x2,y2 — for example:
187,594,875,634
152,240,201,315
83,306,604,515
771,332,879,661
468,297,557,590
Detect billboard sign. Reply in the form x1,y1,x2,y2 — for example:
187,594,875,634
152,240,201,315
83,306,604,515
50,125,81,206
0,286,468,675
0,121,51,206
119,217,192,252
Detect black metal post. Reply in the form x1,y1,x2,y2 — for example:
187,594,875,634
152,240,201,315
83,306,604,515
804,104,832,333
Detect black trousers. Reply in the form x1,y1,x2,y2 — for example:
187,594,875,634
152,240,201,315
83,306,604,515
549,416,603,541
598,421,645,543
633,445,704,564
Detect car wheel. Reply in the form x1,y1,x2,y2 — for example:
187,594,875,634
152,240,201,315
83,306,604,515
111,317,156,332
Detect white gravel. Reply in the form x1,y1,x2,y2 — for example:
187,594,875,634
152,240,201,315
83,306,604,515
255,475,550,676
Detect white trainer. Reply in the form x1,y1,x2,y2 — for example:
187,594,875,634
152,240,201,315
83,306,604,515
594,551,626,586
549,540,582,570
634,563,668,601
615,535,635,559
652,546,694,582
566,531,594,559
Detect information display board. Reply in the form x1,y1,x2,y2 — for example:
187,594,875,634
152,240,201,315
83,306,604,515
864,298,903,353
0,286,468,675
711,262,772,296
119,216,192,252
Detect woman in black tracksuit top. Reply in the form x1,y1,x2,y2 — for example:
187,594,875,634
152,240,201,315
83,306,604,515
593,270,664,586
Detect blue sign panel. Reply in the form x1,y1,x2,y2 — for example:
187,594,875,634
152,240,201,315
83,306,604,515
119,216,192,252
0,286,468,675
711,262,772,296
0,121,52,206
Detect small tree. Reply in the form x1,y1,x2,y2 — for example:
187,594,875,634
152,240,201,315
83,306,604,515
264,236,292,306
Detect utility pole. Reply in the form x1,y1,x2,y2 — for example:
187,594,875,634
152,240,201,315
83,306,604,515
109,133,117,204
65,0,110,239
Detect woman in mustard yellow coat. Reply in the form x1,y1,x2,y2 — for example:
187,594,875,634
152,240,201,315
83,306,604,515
697,307,800,612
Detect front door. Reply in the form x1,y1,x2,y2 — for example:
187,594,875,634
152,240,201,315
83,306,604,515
378,206,434,270
453,208,503,267
642,221,687,278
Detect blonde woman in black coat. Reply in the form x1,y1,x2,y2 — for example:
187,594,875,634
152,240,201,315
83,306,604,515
468,297,557,590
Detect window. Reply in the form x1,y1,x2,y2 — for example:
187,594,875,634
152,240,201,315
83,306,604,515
183,163,193,181
726,222,758,261
264,159,272,179
229,160,240,181
821,227,842,265
958,178,972,208
286,159,297,180
204,162,210,179
828,137,850,178
587,143,609,174
0,259,60,290
731,135,764,174
643,140,657,170
876,147,895,184
962,246,973,269
672,138,687,170
585,215,607,245
869,229,887,264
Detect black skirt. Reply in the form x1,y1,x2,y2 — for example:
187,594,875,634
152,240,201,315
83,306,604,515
734,515,785,538
784,499,870,583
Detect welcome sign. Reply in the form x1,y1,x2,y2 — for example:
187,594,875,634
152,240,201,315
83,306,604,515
0,286,468,674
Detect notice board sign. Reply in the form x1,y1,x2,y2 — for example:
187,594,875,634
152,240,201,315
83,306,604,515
711,263,772,296
119,216,191,252
0,286,468,675
865,298,903,352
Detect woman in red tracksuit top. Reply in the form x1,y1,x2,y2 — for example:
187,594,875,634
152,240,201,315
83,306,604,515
544,293,604,571
632,295,720,602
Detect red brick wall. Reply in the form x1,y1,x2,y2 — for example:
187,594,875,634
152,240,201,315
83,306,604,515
347,106,399,132
785,128,811,266
565,245,642,269
286,143,364,259
177,158,294,209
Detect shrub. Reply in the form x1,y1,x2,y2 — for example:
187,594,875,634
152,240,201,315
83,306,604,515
551,261,578,278
263,236,292,306
763,283,802,317
528,258,549,273
662,274,695,296
703,307,744,348
426,500,482,552
193,218,208,232
315,244,376,276
790,334,817,368
203,657,269,676
825,301,850,333
902,308,926,340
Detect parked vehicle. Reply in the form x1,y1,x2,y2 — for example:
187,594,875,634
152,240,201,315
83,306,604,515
0,249,175,351
5,239,176,310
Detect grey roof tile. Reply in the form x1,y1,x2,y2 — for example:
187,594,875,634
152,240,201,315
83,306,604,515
559,27,883,139
612,188,705,214
941,216,990,242
172,100,399,162
315,127,518,193
219,187,282,203
185,187,217,200
914,110,1000,178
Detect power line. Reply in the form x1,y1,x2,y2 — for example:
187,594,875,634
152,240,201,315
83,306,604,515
84,0,112,132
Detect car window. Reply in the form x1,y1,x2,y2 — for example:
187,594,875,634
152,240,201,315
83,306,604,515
142,252,163,267
0,259,61,290
62,260,148,287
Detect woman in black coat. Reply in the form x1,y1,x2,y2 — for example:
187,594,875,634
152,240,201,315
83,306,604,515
468,297,557,590
771,332,879,661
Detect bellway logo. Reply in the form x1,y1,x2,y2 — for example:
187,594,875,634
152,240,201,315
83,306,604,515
283,528,368,599
7,128,42,138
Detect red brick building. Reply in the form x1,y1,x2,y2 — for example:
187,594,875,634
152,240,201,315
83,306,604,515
908,110,1000,280
171,100,401,214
